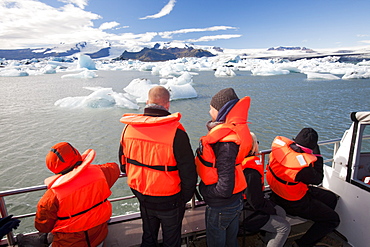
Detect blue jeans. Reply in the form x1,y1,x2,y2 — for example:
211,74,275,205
205,198,243,247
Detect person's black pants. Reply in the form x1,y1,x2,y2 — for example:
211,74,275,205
139,201,185,247
271,187,340,247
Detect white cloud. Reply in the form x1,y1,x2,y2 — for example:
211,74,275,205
0,0,106,48
360,40,370,44
185,34,242,43
0,0,240,50
159,26,237,39
58,0,88,9
99,21,120,30
140,0,176,20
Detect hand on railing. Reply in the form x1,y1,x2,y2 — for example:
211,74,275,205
0,215,20,239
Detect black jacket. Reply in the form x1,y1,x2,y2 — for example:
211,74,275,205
199,141,243,207
242,168,276,232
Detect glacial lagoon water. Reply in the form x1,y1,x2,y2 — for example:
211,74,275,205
0,69,369,232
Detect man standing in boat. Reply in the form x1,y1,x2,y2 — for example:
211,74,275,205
35,142,120,247
196,88,253,247
119,86,197,247
266,128,340,247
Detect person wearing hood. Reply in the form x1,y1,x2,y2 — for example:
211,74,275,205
35,142,120,247
266,128,340,247
196,88,253,247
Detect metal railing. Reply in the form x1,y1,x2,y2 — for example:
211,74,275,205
0,138,342,246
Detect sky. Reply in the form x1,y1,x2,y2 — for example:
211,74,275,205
1,0,370,50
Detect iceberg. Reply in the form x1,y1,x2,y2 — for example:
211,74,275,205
0,69,29,77
55,87,140,109
61,69,98,79
165,84,197,100
123,78,155,103
342,70,370,79
124,75,197,103
305,72,341,80
214,66,236,77
41,64,57,74
77,54,97,70
160,72,193,86
251,67,290,76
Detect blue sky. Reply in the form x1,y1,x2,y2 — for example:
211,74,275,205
1,0,370,50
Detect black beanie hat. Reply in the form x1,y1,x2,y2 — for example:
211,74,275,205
294,128,318,149
210,88,239,111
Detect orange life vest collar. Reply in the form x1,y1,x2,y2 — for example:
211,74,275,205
196,97,252,194
121,114,182,196
266,136,317,201
120,112,182,126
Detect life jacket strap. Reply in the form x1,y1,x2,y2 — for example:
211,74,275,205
57,198,108,220
268,166,299,185
196,149,213,167
127,158,178,171
196,149,241,168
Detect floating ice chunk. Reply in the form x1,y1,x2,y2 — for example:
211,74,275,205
139,63,155,71
165,84,197,100
61,70,98,79
124,78,156,103
77,54,96,70
305,72,340,80
124,75,198,103
357,60,370,66
151,63,184,77
251,67,290,76
342,70,370,79
55,87,139,109
110,92,140,109
214,67,236,77
162,72,193,86
0,69,29,77
41,64,57,74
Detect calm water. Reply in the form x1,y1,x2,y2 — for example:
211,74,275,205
0,69,369,232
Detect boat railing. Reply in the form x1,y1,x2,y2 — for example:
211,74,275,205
0,138,342,246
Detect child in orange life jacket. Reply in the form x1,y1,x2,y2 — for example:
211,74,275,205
35,142,120,247
241,132,291,247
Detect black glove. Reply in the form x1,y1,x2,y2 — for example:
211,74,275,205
0,216,20,239
0,215,13,228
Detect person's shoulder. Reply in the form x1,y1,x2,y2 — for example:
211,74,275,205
101,162,119,170
175,127,190,138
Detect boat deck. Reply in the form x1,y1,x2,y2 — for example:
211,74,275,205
10,202,351,247
104,205,349,247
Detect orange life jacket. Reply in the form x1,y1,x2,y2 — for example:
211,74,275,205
195,97,252,194
266,136,317,201
242,156,265,190
120,112,184,196
45,149,112,233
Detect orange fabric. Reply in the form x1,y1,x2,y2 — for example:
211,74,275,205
242,156,264,190
120,113,182,196
51,223,108,247
35,158,120,246
195,97,252,194
266,136,317,201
